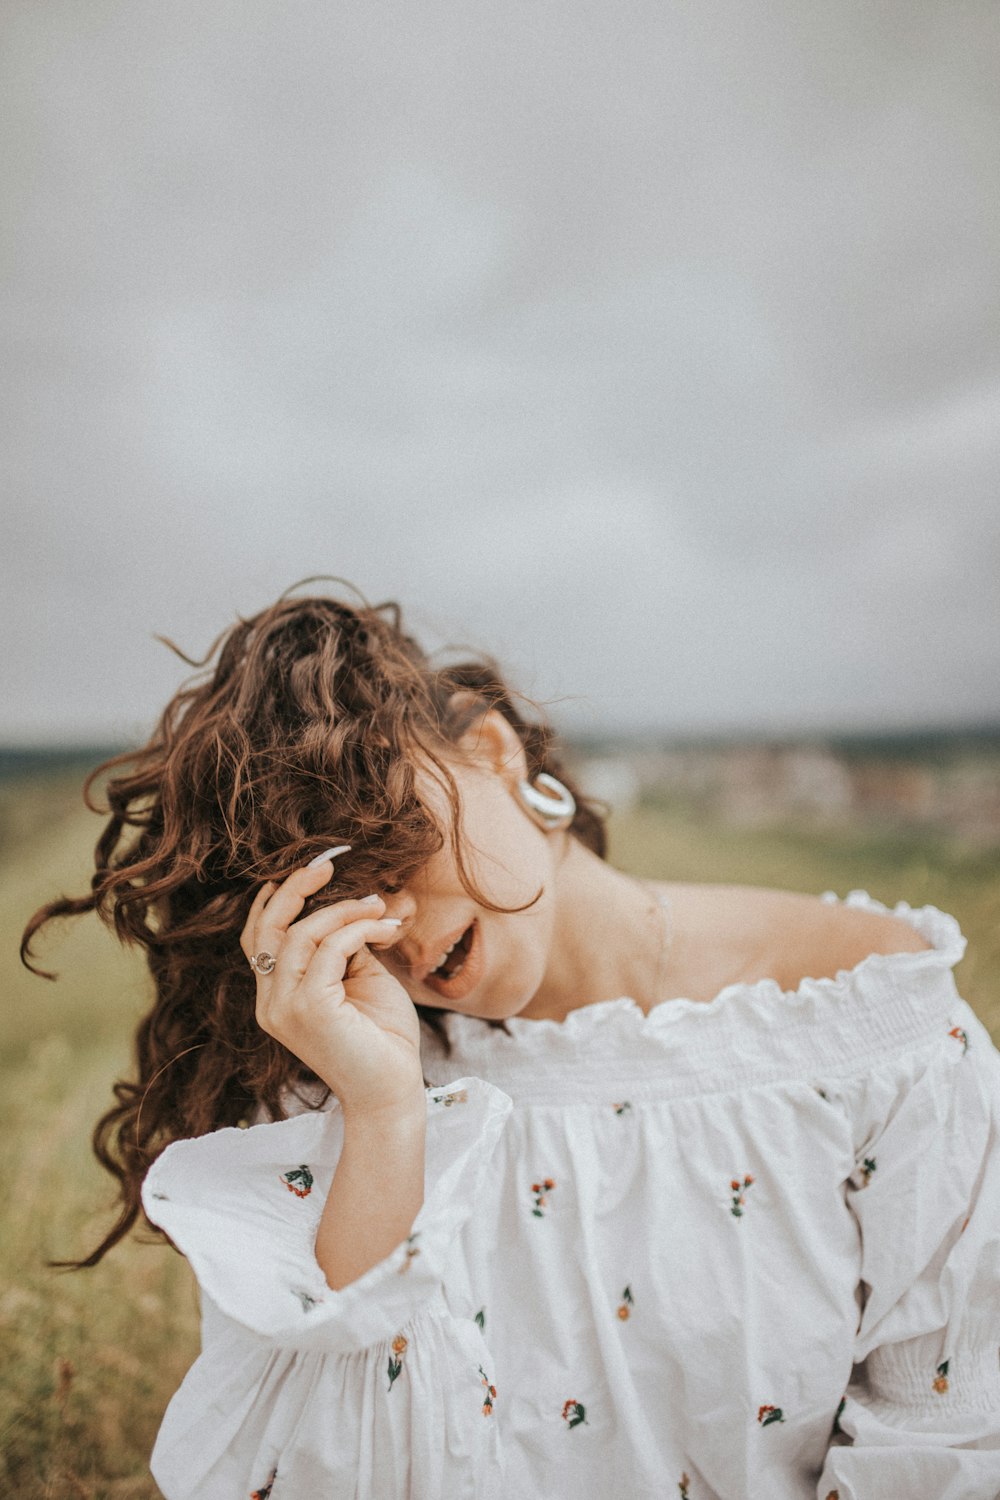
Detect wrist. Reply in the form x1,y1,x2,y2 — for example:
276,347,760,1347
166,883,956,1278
340,1089,427,1132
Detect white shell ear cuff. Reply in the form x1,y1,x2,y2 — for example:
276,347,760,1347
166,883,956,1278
515,772,577,832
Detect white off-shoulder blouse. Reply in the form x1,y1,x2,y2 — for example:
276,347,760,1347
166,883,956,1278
142,890,1000,1499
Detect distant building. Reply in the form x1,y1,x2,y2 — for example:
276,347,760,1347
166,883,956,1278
567,731,1000,847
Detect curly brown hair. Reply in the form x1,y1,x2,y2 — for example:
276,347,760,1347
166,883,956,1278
21,584,606,1267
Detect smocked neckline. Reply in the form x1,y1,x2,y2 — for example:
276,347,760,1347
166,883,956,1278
439,889,967,1047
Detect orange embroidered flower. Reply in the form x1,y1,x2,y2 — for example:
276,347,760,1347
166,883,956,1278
250,1467,277,1498
617,1284,634,1320
280,1165,314,1198
387,1331,409,1390
731,1173,755,1217
479,1364,497,1414
531,1178,556,1216
617,1305,630,1320
757,1403,784,1426
933,1359,950,1394
561,1398,587,1428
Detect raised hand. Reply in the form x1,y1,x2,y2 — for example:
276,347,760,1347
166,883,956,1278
240,853,424,1118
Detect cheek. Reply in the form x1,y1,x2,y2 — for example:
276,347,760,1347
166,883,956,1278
481,876,556,995
463,791,552,908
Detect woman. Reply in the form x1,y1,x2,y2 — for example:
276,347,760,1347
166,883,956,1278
22,587,1000,1499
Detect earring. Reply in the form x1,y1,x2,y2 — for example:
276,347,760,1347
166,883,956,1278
515,772,577,831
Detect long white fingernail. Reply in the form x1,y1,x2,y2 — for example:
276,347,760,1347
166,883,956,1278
360,893,383,904
380,917,403,926
308,844,351,868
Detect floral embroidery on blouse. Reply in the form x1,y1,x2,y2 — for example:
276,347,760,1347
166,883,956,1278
832,1395,846,1434
860,1156,877,1186
280,1165,313,1199
730,1174,755,1217
387,1334,408,1391
479,1364,497,1414
612,1101,632,1115
617,1285,634,1320
757,1403,784,1426
474,1307,486,1331
531,1178,556,1217
933,1359,950,1394
825,1491,840,1500
292,1289,323,1313
431,1088,469,1106
250,1469,276,1499
678,1473,691,1499
949,1026,970,1055
562,1398,588,1429
399,1232,420,1273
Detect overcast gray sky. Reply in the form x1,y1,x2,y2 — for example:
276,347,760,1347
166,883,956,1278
3,0,999,745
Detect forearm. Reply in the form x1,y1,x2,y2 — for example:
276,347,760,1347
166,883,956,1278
315,1094,427,1291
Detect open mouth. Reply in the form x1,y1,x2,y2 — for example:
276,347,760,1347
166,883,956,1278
423,920,483,1000
428,922,475,981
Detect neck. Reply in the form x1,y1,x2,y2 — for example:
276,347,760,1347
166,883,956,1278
517,838,673,1023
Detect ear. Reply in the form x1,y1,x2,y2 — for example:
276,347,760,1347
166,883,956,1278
448,692,529,786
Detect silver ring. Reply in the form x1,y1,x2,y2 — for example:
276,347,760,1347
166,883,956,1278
249,950,277,976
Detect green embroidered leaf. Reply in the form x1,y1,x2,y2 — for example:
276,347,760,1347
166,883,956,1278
474,1308,486,1330
833,1394,846,1434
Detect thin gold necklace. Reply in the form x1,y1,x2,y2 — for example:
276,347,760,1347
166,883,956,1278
632,876,675,1008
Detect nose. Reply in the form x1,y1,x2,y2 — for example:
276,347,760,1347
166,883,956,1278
380,887,417,927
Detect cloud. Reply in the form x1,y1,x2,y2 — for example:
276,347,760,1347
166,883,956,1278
2,0,998,740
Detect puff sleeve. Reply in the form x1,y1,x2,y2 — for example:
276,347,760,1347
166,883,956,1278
141,1076,512,1500
818,1002,1000,1499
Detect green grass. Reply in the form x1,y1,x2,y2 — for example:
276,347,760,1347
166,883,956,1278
1,772,997,1496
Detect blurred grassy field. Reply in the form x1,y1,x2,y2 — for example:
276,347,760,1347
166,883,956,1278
1,770,998,1497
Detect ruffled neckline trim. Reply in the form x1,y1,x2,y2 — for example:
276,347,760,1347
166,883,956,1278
437,889,967,1049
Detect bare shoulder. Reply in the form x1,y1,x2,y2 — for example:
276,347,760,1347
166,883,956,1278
654,881,932,995
756,886,933,985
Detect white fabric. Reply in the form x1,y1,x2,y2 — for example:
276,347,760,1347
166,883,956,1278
142,890,1000,1499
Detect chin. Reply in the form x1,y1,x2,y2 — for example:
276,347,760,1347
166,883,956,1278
448,982,538,1024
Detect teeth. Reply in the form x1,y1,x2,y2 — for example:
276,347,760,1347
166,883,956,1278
428,928,474,981
430,940,456,974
